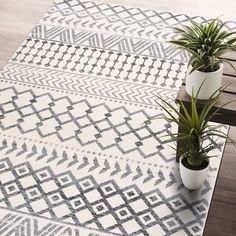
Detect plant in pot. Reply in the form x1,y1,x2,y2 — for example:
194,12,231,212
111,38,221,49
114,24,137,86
170,19,236,99
157,85,235,190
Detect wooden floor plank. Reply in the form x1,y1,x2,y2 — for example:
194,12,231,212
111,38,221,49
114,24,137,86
204,127,236,236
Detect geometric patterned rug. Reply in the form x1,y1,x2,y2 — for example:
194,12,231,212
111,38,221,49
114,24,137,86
0,0,232,235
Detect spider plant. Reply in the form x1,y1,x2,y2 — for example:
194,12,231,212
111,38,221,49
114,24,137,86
170,18,236,73
157,84,235,169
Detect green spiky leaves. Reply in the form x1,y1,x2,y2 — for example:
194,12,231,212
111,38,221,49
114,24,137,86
156,84,236,168
170,19,236,73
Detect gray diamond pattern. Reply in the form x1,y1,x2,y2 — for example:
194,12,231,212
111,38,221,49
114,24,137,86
0,157,207,235
0,0,228,235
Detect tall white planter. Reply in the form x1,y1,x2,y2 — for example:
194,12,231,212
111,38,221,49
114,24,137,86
179,156,209,190
186,64,223,100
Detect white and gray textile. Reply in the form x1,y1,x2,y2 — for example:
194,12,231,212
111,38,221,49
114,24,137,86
0,0,232,235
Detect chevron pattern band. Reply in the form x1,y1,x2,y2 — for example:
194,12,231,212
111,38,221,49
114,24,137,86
0,0,230,235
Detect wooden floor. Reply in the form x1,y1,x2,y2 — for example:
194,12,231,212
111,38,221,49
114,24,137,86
0,0,236,235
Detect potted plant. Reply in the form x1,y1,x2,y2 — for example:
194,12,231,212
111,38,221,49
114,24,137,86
170,19,236,99
157,85,235,190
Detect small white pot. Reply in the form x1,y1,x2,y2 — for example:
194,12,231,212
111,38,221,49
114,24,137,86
179,156,209,190
186,64,223,100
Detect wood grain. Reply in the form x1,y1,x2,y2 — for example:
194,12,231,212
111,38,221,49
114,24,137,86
0,0,236,235
0,0,52,68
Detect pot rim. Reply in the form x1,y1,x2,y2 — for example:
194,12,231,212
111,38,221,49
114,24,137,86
180,155,209,172
188,63,223,74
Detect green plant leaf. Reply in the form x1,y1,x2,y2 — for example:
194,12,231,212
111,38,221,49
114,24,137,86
169,18,236,73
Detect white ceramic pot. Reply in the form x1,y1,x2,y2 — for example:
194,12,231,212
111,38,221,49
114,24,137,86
186,64,223,100
179,156,209,190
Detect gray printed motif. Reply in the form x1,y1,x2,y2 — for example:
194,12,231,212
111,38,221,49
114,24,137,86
1,63,178,107
11,38,186,90
40,0,236,41
0,157,209,235
0,87,176,160
0,0,229,235
31,24,190,61
0,208,115,236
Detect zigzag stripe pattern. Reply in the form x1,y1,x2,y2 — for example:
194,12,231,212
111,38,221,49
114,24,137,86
0,210,112,236
30,24,189,62
0,0,230,235
0,214,80,236
0,63,178,106
10,37,187,90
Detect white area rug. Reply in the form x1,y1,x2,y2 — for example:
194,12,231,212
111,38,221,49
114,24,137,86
0,0,231,235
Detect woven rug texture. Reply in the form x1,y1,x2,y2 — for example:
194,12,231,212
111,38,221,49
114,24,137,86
0,0,232,235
